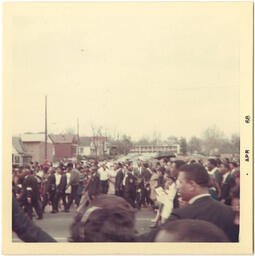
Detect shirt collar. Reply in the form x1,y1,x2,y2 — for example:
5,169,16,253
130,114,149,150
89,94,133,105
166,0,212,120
189,193,211,204
223,172,230,182
211,167,218,174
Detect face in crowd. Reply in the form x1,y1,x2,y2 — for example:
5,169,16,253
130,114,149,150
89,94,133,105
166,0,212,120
176,164,209,202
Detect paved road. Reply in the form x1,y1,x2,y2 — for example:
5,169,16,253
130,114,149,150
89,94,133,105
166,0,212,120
13,207,155,242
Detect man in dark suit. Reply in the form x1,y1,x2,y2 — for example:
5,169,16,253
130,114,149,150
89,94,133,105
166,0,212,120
123,166,137,208
47,168,57,213
219,163,236,205
54,166,68,212
21,168,43,220
115,163,124,197
137,163,236,242
171,163,236,241
87,167,100,200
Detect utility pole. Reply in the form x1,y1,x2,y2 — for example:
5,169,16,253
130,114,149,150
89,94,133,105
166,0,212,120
77,118,79,160
45,95,48,161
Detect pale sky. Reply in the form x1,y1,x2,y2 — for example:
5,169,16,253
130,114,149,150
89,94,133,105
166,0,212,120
10,3,240,140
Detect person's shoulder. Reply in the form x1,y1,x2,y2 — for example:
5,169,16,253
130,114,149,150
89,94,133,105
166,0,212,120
200,196,234,215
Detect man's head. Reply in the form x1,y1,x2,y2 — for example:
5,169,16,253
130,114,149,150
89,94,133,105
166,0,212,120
176,164,210,202
230,162,238,170
171,160,185,178
70,194,135,242
67,162,73,171
207,159,217,171
56,166,62,175
154,219,229,242
71,207,135,242
219,163,230,175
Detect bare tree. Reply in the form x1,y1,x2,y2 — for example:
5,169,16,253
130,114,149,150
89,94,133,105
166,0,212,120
90,124,106,159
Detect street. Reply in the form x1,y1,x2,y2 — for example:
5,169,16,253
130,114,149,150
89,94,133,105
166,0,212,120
12,207,155,242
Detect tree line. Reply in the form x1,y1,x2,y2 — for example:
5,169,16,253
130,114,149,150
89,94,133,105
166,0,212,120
107,125,240,156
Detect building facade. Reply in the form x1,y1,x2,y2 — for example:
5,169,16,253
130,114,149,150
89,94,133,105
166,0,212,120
78,136,108,158
12,137,32,166
21,133,54,164
49,134,78,161
130,144,180,154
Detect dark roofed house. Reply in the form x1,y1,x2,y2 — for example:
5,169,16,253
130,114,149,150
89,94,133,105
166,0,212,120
12,137,32,166
49,134,78,161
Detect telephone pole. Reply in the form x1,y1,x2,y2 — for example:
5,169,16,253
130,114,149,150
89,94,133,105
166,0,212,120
45,95,48,161
77,118,79,160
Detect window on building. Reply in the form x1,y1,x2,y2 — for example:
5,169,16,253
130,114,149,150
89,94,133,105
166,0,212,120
80,147,84,153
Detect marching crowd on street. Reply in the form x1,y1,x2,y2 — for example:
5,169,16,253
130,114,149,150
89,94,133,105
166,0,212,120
12,156,240,242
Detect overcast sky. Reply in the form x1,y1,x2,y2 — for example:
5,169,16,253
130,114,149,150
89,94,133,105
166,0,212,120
10,3,240,141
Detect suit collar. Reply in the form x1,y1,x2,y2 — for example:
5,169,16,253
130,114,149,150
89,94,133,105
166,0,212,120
189,193,211,205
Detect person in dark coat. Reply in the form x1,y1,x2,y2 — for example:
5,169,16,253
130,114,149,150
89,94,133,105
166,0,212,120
54,166,68,212
219,163,236,205
115,163,124,197
12,196,56,242
123,166,137,208
137,163,236,242
47,168,57,213
41,167,50,213
87,167,100,200
21,168,43,220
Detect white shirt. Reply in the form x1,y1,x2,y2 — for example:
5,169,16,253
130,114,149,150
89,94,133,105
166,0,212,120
55,173,61,186
231,168,236,176
123,172,128,186
210,167,219,176
222,172,230,183
98,167,109,181
189,193,211,205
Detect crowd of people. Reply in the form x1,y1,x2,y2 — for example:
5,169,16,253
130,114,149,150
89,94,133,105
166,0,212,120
12,156,240,242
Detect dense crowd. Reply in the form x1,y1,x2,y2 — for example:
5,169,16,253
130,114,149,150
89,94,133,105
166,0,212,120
12,156,240,242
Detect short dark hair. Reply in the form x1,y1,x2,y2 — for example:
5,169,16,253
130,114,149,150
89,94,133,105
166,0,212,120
174,160,185,170
208,159,217,166
216,158,222,166
179,164,210,187
70,207,135,242
67,162,73,168
156,219,229,242
143,163,149,168
231,162,238,168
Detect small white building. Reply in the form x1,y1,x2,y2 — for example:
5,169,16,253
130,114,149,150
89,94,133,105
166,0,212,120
12,137,32,166
78,136,108,158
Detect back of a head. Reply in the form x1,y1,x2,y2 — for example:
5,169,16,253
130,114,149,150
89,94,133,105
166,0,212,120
155,219,229,242
179,163,210,187
70,194,136,242
70,207,135,242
